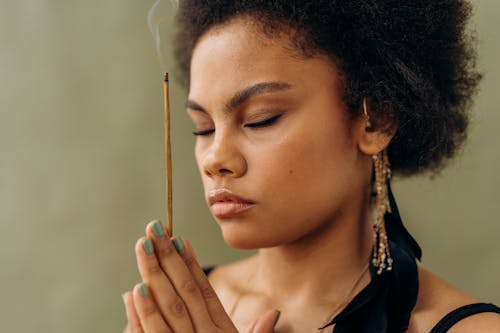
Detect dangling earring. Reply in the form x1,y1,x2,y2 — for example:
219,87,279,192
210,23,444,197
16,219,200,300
363,98,393,275
372,150,393,275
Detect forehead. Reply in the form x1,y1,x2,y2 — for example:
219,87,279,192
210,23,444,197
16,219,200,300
191,18,296,83
189,17,338,102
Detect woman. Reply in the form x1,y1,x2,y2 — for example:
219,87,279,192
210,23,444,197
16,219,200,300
122,1,500,332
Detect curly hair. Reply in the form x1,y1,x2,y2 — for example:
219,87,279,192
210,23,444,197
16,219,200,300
173,0,481,176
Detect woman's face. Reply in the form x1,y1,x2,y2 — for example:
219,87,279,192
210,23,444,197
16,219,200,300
187,18,370,249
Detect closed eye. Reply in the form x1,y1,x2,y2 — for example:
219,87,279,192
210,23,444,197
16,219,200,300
192,114,282,136
244,114,282,128
192,128,215,136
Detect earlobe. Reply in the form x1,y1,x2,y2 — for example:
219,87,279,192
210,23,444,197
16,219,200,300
357,125,395,155
356,98,396,155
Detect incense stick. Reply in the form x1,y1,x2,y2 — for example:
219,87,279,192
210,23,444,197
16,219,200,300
163,72,173,236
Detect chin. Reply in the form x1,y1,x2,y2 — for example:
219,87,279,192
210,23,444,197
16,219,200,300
220,224,280,250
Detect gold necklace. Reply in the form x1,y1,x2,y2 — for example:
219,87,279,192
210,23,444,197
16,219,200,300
317,263,370,331
228,262,370,331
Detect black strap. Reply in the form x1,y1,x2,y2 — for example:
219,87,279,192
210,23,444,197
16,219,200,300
429,303,500,333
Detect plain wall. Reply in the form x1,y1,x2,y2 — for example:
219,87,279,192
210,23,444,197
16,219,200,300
0,1,498,332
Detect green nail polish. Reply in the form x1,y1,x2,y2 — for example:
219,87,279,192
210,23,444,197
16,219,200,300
172,237,185,253
139,283,148,298
152,220,165,238
143,238,154,255
274,310,281,327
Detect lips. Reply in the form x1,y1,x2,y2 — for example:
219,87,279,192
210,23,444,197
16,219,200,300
208,188,255,218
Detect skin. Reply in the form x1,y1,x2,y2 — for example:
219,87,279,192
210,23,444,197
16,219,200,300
123,16,500,333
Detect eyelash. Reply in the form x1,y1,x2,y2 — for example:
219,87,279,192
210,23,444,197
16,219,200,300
192,114,282,136
192,128,215,136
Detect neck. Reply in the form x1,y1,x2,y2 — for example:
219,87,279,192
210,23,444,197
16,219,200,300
252,194,374,306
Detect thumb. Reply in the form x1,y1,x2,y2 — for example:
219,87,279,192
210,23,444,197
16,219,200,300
248,309,281,333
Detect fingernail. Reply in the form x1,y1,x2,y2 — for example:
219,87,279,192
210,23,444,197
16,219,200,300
274,310,281,327
143,238,154,256
139,283,148,298
121,292,127,302
152,220,165,238
172,237,185,253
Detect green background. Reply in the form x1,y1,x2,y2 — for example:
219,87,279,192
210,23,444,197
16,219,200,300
0,1,498,332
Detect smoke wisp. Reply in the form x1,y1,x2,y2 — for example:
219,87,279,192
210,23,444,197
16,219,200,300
147,0,179,71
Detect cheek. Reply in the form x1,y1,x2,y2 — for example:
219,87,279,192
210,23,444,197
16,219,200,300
194,142,208,185
251,115,359,230
259,119,355,192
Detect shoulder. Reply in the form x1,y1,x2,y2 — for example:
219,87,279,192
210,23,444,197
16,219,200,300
206,254,257,288
205,255,258,312
408,267,500,333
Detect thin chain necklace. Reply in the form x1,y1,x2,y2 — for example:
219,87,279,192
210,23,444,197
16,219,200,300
317,263,370,331
228,261,370,332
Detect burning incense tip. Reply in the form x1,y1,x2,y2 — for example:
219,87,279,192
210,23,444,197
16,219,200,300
164,72,169,82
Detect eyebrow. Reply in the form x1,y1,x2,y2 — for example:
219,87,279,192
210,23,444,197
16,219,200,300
186,81,293,114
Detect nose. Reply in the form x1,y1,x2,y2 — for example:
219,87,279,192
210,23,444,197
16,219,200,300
201,132,247,178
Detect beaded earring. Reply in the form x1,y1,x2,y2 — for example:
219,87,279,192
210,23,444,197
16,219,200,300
363,98,393,275
372,150,393,274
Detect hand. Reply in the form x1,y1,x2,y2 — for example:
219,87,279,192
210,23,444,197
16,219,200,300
122,220,280,333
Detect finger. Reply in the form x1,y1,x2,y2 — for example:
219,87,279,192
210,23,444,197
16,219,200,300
146,228,215,332
144,219,169,239
135,235,194,333
133,283,173,333
248,309,281,333
180,238,236,330
122,291,144,333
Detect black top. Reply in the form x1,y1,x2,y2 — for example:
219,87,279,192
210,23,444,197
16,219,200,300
429,303,499,333
203,266,499,332
202,183,500,332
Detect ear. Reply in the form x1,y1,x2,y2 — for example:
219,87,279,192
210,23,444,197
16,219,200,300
354,116,397,155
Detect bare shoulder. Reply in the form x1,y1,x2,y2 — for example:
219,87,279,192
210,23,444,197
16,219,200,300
206,254,257,289
409,267,500,333
206,255,258,312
